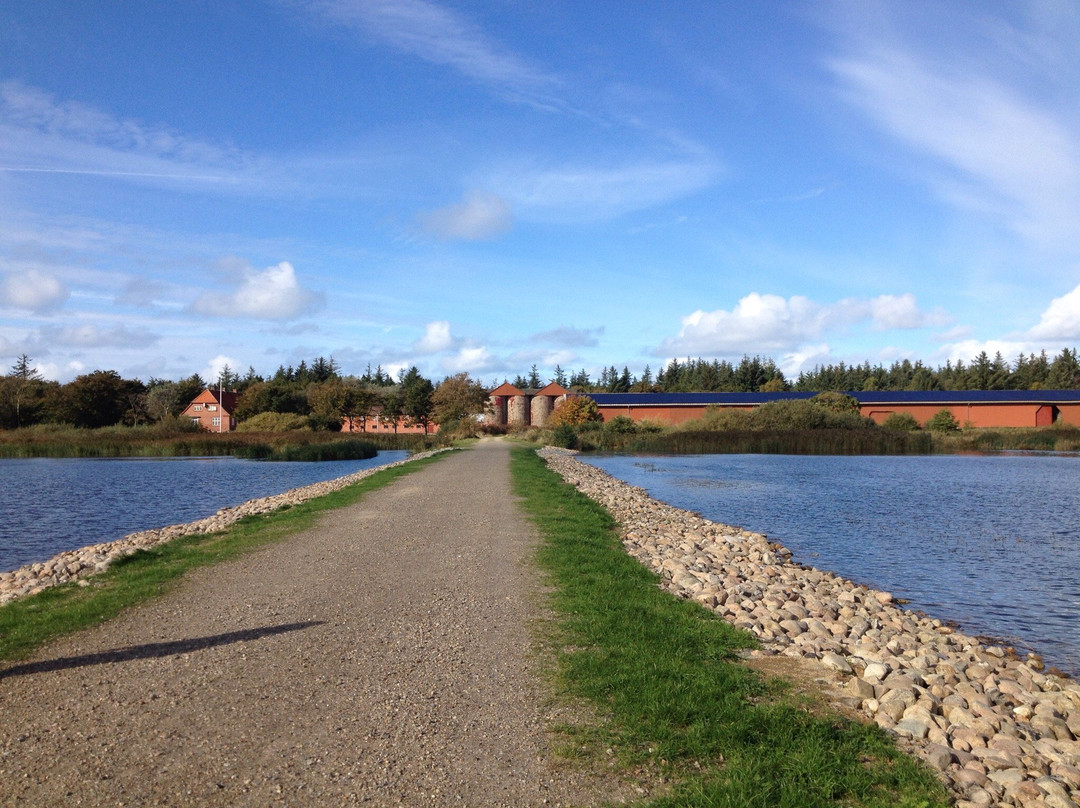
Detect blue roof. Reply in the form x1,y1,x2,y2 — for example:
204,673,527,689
586,390,1080,406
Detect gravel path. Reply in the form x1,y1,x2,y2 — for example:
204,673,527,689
0,440,624,807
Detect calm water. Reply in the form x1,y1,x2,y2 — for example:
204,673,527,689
582,453,1080,677
0,452,409,572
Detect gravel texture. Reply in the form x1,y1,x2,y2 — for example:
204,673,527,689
0,440,624,807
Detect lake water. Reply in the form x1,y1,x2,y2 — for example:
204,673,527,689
0,452,409,573
581,453,1080,677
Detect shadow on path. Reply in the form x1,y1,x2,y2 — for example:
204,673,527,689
0,621,326,680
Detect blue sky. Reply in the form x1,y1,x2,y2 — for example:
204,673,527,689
2,1,1079,386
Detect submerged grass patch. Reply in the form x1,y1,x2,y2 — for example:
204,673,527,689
0,451,450,662
510,447,947,808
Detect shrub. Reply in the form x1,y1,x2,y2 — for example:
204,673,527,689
548,396,602,427
688,406,753,431
749,399,870,431
550,423,578,449
603,415,638,434
925,409,960,432
881,412,920,431
810,392,860,414
236,412,311,432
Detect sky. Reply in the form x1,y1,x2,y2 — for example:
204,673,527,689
2,0,1079,387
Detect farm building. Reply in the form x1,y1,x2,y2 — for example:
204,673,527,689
583,390,1080,429
486,382,569,428
180,388,240,432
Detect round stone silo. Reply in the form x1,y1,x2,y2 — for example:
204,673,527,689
531,394,554,427
507,395,529,427
487,395,508,425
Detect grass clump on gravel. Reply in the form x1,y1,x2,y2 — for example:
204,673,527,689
0,451,450,662
510,447,947,808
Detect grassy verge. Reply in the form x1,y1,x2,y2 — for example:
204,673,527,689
0,451,450,662
510,447,947,808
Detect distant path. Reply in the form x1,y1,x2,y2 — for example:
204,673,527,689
0,439,622,807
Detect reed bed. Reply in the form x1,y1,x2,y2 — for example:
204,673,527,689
594,428,934,455
0,424,438,459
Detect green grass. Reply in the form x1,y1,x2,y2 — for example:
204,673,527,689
511,447,947,808
0,451,450,661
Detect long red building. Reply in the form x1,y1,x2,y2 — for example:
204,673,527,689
583,390,1080,429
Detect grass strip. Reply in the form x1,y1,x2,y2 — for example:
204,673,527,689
0,451,450,662
510,447,947,808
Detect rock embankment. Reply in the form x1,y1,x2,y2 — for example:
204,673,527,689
539,448,1080,808
0,450,449,608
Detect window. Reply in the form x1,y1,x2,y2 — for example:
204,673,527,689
211,417,221,427
193,404,203,411
190,417,201,425
208,404,217,411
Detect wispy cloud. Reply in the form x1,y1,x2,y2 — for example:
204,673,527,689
491,157,720,222
0,81,250,188
303,0,560,107
32,322,159,349
825,9,1080,248
418,190,512,240
529,326,603,348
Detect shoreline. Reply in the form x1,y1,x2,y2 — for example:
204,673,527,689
0,449,449,607
539,447,1080,808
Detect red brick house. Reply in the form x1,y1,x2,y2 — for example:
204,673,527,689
181,389,240,432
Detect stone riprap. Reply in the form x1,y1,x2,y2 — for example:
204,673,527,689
0,449,449,608
539,448,1080,808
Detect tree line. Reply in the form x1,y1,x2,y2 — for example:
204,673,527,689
0,355,488,432
509,349,1080,395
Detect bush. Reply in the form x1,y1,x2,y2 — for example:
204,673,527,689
749,399,871,431
685,406,753,431
603,415,637,434
548,397,603,427
810,392,860,414
236,412,311,432
925,409,960,432
881,412,920,431
550,423,578,449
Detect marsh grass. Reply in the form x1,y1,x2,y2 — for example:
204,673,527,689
511,447,947,808
0,451,450,661
603,428,933,455
0,423,436,458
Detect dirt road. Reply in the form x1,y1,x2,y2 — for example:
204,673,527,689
0,440,620,807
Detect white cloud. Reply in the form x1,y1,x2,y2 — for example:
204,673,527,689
0,269,69,311
659,292,943,357
413,320,455,353
442,345,499,375
203,354,240,384
192,260,323,320
420,190,512,240
1027,282,1080,341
